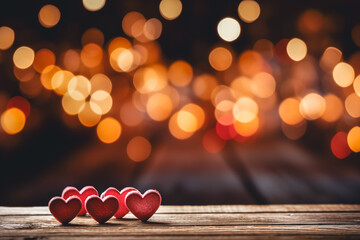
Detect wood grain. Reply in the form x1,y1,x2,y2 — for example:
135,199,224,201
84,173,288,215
0,205,359,239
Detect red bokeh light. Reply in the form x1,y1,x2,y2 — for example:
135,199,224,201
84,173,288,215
330,131,351,159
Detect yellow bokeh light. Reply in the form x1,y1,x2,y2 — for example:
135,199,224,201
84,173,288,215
51,70,74,95
181,103,205,130
332,62,355,88
217,17,241,42
133,65,168,93
38,4,61,28
82,0,106,11
209,47,232,71
146,93,173,121
117,49,134,72
192,74,218,100
96,117,121,144
299,93,326,120
159,0,182,20
62,92,85,115
238,0,261,23
348,126,360,152
0,108,26,135
177,110,197,133
13,46,35,69
354,75,360,97
81,43,103,68
233,116,259,137
322,94,343,122
0,26,15,50
233,97,258,123
40,65,61,90
278,98,303,125
127,136,152,162
108,37,131,55
168,60,193,87
251,72,276,98
286,38,307,61
78,102,101,127
345,93,360,118
90,90,112,115
67,75,91,101
168,112,194,140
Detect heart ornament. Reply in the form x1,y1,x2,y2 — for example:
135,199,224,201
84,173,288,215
62,186,98,216
85,195,119,224
125,189,161,221
101,187,137,218
48,196,82,224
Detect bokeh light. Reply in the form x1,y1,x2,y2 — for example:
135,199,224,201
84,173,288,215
83,0,106,11
38,4,61,28
332,62,355,88
159,0,182,20
319,47,342,71
331,132,351,159
33,49,56,73
322,94,343,122
127,136,152,162
233,97,258,123
67,75,91,100
0,108,26,135
238,0,261,23
146,93,173,121
217,18,241,42
81,43,103,68
168,112,194,140
40,65,61,90
345,93,360,118
347,126,360,152
168,60,193,87
96,117,121,143
0,26,15,50
299,93,326,120
251,72,276,98
354,75,360,97
13,46,35,69
286,38,307,61
78,102,101,127
192,74,218,100
209,47,232,71
233,117,259,137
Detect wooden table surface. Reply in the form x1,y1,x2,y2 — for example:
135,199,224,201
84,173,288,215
1,204,360,239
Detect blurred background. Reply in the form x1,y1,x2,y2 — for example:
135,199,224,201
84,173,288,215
0,0,359,206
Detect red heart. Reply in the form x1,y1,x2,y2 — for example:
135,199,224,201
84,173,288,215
85,195,119,224
48,196,82,224
101,187,138,219
125,189,161,221
62,186,98,216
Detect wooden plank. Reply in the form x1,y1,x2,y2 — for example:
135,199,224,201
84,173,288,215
1,204,360,215
1,225,360,237
0,205,359,239
1,212,360,226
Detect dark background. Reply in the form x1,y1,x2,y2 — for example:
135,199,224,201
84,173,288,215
0,0,359,206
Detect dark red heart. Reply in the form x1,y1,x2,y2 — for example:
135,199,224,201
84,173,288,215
101,187,138,219
48,196,82,225
85,195,119,224
125,189,161,221
62,186,98,216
